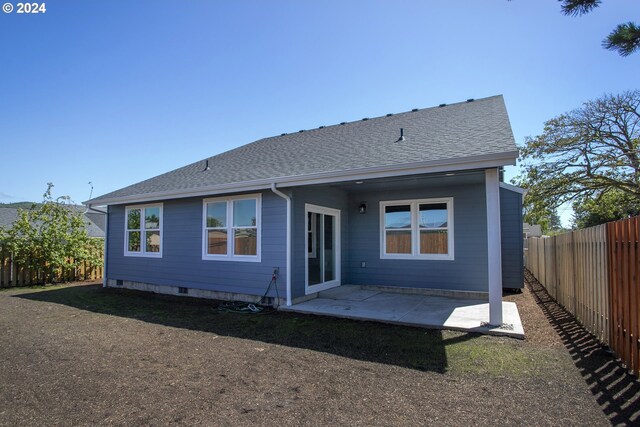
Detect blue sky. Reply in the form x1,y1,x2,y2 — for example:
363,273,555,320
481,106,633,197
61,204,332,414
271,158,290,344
1,1,638,225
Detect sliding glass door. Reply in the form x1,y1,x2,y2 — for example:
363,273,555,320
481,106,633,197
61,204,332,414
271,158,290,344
305,204,341,294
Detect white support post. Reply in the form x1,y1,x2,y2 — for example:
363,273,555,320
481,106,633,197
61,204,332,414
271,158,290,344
485,168,503,326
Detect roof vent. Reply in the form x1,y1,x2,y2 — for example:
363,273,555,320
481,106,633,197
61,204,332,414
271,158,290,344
397,128,405,142
280,133,286,136
362,118,369,121
466,98,474,102
411,108,418,112
202,159,210,171
319,126,325,129
439,103,446,107
386,113,393,117
340,122,346,125
299,130,304,133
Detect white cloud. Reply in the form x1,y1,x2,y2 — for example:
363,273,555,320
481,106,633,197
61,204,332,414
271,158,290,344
0,192,16,200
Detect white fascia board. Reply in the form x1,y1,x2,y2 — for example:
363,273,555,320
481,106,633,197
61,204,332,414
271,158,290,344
85,151,518,206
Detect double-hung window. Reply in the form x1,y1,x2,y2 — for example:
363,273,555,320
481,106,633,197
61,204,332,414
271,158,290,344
380,198,453,260
203,194,261,262
125,204,163,257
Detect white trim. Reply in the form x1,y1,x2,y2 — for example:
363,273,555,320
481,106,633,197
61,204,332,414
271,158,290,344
124,203,163,258
499,182,527,195
379,198,454,261
86,152,518,206
201,193,262,262
103,208,108,287
486,168,503,325
270,184,292,306
305,203,341,295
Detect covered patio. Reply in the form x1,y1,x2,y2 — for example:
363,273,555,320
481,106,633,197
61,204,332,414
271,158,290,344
279,285,524,339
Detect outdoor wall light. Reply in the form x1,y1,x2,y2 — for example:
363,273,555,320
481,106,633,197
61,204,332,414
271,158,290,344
359,202,367,214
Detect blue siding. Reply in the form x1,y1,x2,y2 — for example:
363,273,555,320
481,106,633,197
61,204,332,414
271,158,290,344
345,181,489,292
500,187,524,288
106,175,524,299
290,187,349,299
107,191,287,298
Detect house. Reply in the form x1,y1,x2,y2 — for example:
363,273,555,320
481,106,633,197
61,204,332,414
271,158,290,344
86,95,523,327
0,206,106,238
523,222,542,238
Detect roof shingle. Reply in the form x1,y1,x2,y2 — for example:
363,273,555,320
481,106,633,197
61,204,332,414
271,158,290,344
88,95,517,205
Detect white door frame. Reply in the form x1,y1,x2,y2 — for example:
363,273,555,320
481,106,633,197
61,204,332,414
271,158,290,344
304,203,341,295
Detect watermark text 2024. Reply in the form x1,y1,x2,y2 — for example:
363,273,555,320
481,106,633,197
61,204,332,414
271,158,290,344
3,3,47,13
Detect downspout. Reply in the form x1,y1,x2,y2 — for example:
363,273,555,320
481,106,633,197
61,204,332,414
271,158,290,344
270,183,292,306
102,206,108,288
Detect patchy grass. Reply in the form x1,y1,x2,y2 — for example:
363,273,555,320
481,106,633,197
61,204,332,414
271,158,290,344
14,283,563,377
445,336,569,378
0,283,73,293
1,281,614,426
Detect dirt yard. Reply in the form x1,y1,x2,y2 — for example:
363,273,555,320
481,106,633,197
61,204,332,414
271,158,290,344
0,276,638,426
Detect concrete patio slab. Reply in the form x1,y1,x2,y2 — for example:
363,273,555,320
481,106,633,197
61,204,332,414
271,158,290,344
280,285,524,339
319,286,381,301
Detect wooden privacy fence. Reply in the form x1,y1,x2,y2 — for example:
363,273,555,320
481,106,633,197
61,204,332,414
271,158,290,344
0,245,103,288
608,217,640,377
526,217,640,375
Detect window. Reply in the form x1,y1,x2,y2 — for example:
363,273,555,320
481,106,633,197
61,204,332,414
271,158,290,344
307,212,317,258
380,198,453,260
202,194,261,261
125,204,163,257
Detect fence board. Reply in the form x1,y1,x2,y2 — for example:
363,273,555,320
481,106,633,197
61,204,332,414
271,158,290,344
527,224,611,346
0,244,103,288
528,216,640,376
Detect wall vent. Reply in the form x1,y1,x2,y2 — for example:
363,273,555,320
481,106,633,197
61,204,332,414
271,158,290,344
116,279,123,286
178,287,188,294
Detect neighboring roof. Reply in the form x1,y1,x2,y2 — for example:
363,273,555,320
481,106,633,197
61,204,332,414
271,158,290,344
87,95,518,206
0,208,19,230
0,206,105,238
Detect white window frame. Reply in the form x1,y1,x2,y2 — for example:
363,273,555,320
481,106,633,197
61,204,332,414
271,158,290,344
379,197,454,261
124,203,163,258
202,193,262,262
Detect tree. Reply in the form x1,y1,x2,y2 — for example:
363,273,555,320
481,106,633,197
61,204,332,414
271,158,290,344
0,183,103,283
517,90,640,228
523,203,562,233
572,189,640,228
559,0,640,56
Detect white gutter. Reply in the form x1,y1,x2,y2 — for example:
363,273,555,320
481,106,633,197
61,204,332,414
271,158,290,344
270,183,292,306
85,151,518,206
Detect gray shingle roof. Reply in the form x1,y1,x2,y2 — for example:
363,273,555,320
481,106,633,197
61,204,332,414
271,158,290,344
88,95,517,205
0,207,105,238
